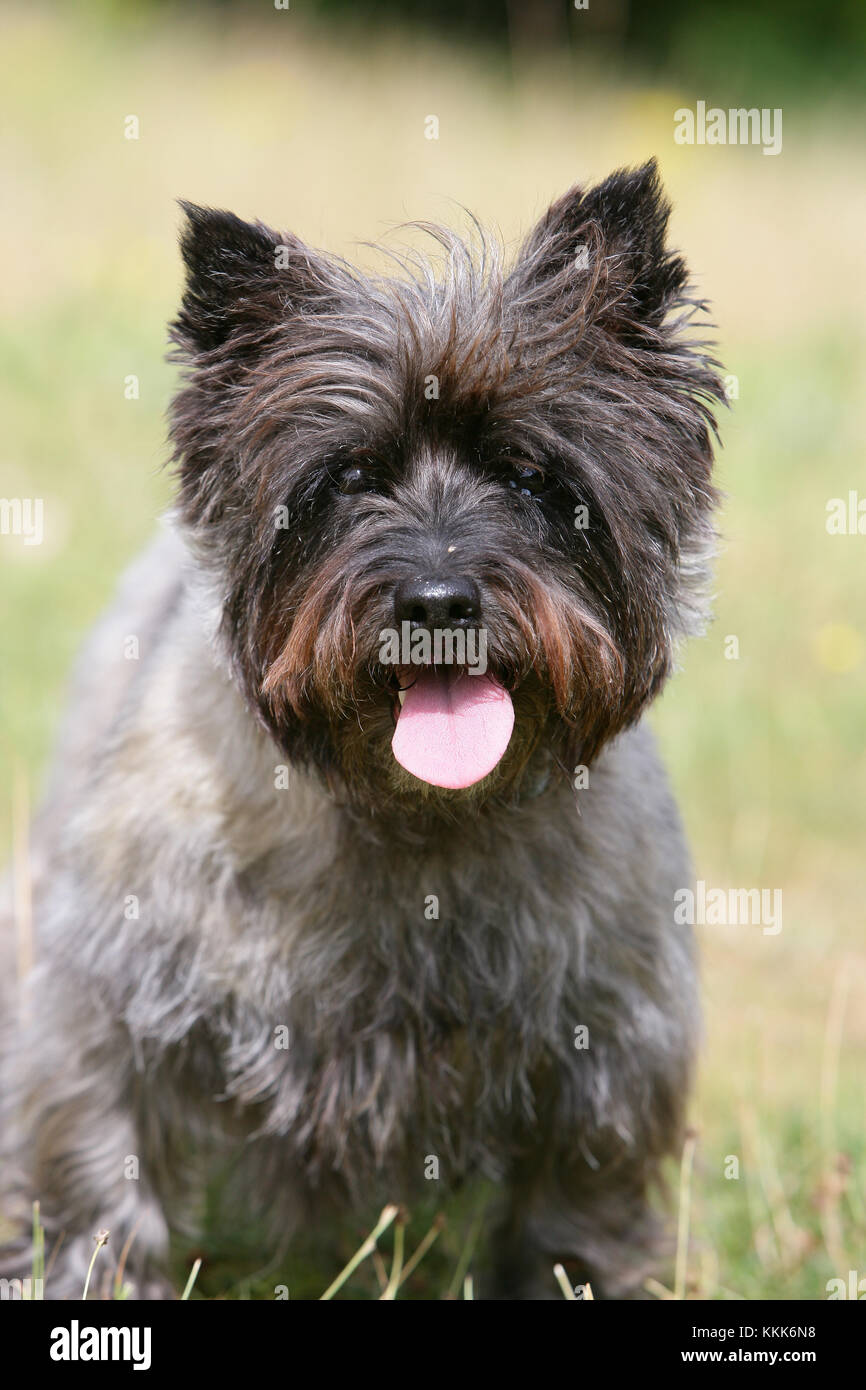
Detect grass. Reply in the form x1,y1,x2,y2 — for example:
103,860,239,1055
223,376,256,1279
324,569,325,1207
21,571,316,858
2,2,864,1299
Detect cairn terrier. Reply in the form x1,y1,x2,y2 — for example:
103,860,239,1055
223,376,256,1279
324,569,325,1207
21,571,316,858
1,160,723,1299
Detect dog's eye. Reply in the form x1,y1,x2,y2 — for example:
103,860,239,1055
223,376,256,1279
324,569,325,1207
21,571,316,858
503,460,546,498
335,450,386,495
339,466,371,495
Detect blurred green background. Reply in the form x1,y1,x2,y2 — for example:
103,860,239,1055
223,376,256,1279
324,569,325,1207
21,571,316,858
1,0,864,1299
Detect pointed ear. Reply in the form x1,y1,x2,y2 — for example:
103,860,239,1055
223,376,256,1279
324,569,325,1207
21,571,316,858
514,159,687,328
172,203,336,354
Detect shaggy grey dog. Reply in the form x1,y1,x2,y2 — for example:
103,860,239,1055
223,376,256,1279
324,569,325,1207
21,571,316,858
0,160,723,1299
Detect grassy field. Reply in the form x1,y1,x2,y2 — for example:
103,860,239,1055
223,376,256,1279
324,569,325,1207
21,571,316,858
1,4,864,1299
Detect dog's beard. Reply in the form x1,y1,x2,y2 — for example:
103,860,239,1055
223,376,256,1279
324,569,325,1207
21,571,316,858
260,643,551,808
284,662,559,814
247,550,629,810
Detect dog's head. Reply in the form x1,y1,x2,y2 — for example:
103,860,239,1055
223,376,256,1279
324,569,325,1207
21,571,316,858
169,161,724,814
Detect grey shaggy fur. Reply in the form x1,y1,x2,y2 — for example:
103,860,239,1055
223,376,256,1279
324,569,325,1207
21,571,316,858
0,160,723,1299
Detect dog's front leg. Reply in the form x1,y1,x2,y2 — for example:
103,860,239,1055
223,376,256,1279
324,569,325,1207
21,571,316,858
486,1145,666,1300
3,986,175,1300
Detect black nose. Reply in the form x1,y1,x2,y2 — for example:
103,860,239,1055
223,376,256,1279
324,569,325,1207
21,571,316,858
393,576,482,629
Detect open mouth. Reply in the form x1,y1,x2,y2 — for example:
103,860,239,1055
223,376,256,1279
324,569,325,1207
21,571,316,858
391,665,515,790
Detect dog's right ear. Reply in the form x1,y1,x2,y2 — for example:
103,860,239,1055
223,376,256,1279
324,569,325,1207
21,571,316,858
172,203,337,355
511,160,688,335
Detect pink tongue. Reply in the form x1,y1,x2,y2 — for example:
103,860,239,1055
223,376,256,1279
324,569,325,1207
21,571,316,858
392,670,515,789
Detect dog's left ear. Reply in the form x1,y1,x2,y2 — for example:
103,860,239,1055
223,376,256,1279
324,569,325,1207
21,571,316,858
513,159,687,330
172,202,339,355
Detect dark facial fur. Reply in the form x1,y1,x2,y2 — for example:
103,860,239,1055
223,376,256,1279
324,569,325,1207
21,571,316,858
169,160,724,815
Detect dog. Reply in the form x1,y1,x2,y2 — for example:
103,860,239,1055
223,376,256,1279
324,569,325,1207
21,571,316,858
0,159,724,1299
